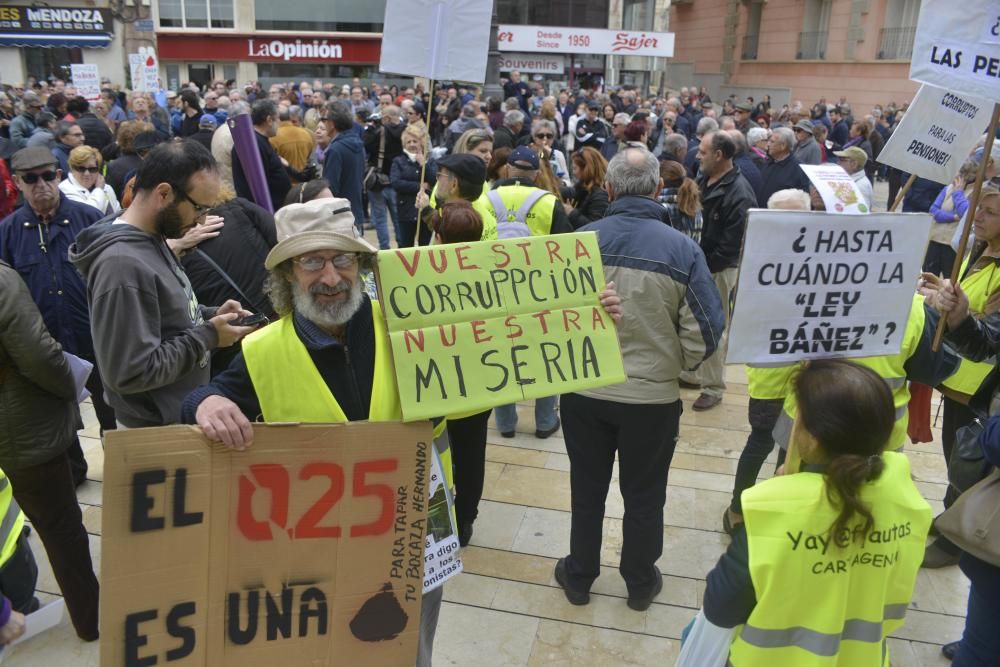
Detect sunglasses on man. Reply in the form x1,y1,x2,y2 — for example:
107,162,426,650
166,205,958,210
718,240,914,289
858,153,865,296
19,170,58,184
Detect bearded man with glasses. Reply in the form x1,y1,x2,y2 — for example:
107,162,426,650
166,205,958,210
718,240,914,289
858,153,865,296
70,141,259,429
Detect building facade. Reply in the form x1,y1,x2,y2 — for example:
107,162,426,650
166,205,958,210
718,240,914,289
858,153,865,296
0,1,129,86
668,0,922,110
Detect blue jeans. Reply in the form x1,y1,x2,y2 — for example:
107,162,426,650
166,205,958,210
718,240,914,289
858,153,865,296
494,396,559,434
369,186,398,250
953,581,1000,666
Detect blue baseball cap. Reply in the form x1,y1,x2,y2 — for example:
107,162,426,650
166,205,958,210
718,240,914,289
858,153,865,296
508,145,539,170
198,114,218,129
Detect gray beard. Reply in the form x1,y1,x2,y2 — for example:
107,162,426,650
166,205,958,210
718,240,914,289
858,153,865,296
292,279,364,329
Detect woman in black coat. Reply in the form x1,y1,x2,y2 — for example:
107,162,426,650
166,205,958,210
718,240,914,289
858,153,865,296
390,125,436,247
565,146,610,229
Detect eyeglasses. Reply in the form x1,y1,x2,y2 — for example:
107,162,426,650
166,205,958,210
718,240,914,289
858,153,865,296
74,166,100,174
294,253,358,272
174,188,213,217
20,170,58,184
534,133,554,139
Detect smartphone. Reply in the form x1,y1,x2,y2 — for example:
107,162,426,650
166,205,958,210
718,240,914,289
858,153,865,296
232,313,268,327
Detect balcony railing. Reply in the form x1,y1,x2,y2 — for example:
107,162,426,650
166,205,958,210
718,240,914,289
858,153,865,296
742,33,759,60
797,31,828,60
877,27,916,60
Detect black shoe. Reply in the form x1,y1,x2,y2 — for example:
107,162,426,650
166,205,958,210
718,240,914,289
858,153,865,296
458,521,474,547
500,430,515,438
922,538,961,568
627,567,663,611
554,558,590,605
535,417,561,439
941,640,960,661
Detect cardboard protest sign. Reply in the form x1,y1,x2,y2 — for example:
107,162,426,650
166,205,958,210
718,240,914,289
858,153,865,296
878,84,993,184
909,0,1000,101
727,210,932,364
101,422,431,667
380,0,493,83
376,233,627,422
800,164,869,214
70,64,100,102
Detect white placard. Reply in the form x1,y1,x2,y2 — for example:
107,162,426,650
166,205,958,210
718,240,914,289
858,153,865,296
380,0,492,83
497,53,566,75
910,0,1000,101
878,84,994,184
422,448,462,593
141,47,159,93
69,64,100,102
498,25,675,57
800,163,870,214
128,53,144,91
727,210,932,364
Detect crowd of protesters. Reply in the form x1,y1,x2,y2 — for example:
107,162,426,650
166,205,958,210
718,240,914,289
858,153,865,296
0,70,999,667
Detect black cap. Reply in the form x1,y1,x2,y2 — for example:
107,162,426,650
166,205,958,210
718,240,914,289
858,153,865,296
587,100,601,110
436,153,486,185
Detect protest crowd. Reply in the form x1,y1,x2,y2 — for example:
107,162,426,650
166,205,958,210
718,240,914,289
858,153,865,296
0,66,998,667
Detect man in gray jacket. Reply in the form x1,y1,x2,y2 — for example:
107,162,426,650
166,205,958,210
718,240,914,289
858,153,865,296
555,148,724,612
70,141,257,427
792,119,822,166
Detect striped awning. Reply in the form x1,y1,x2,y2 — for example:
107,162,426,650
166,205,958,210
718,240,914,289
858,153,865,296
0,32,111,48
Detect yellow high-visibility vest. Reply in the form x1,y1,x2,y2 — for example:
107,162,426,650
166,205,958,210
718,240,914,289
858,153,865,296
729,451,931,666
0,468,23,567
428,182,497,240
242,300,452,488
940,256,1000,396
489,183,556,238
775,295,926,452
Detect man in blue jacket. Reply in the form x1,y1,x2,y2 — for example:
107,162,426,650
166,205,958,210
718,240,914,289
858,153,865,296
322,100,366,234
0,147,109,484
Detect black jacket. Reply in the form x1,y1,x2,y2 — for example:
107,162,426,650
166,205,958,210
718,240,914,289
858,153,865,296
758,154,811,209
567,185,609,229
697,165,757,273
364,121,405,176
575,117,608,151
107,153,143,201
390,154,436,222
232,131,292,211
903,175,946,214
189,128,215,153
0,261,79,470
76,112,113,152
492,125,517,150
179,111,201,138
181,197,277,319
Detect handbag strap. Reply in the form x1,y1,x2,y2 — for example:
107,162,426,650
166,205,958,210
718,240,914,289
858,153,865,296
377,127,387,169
192,248,268,315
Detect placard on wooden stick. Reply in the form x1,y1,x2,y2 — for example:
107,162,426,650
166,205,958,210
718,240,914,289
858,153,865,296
101,422,431,667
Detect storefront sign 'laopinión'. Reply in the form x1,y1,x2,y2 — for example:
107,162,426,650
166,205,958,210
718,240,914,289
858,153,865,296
376,233,626,422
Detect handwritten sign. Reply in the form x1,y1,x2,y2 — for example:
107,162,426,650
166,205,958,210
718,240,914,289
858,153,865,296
909,0,1000,101
376,233,627,422
800,163,869,214
101,423,430,667
878,84,994,184
727,210,932,364
70,64,100,102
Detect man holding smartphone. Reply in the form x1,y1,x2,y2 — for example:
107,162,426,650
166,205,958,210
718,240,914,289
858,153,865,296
70,141,259,428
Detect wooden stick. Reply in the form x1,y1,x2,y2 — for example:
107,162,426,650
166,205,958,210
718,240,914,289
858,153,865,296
932,102,1000,352
414,78,436,247
889,173,916,212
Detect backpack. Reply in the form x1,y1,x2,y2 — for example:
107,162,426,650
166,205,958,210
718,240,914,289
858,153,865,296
486,188,549,239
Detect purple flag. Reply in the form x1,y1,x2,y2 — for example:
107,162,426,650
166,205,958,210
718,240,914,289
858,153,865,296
228,114,273,212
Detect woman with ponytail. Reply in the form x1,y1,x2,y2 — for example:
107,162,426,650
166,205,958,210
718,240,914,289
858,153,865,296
701,360,932,666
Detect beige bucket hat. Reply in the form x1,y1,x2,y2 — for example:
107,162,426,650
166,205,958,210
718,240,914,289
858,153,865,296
265,198,376,270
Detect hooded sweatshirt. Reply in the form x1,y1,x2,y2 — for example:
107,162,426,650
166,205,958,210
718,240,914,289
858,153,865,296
69,221,218,427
